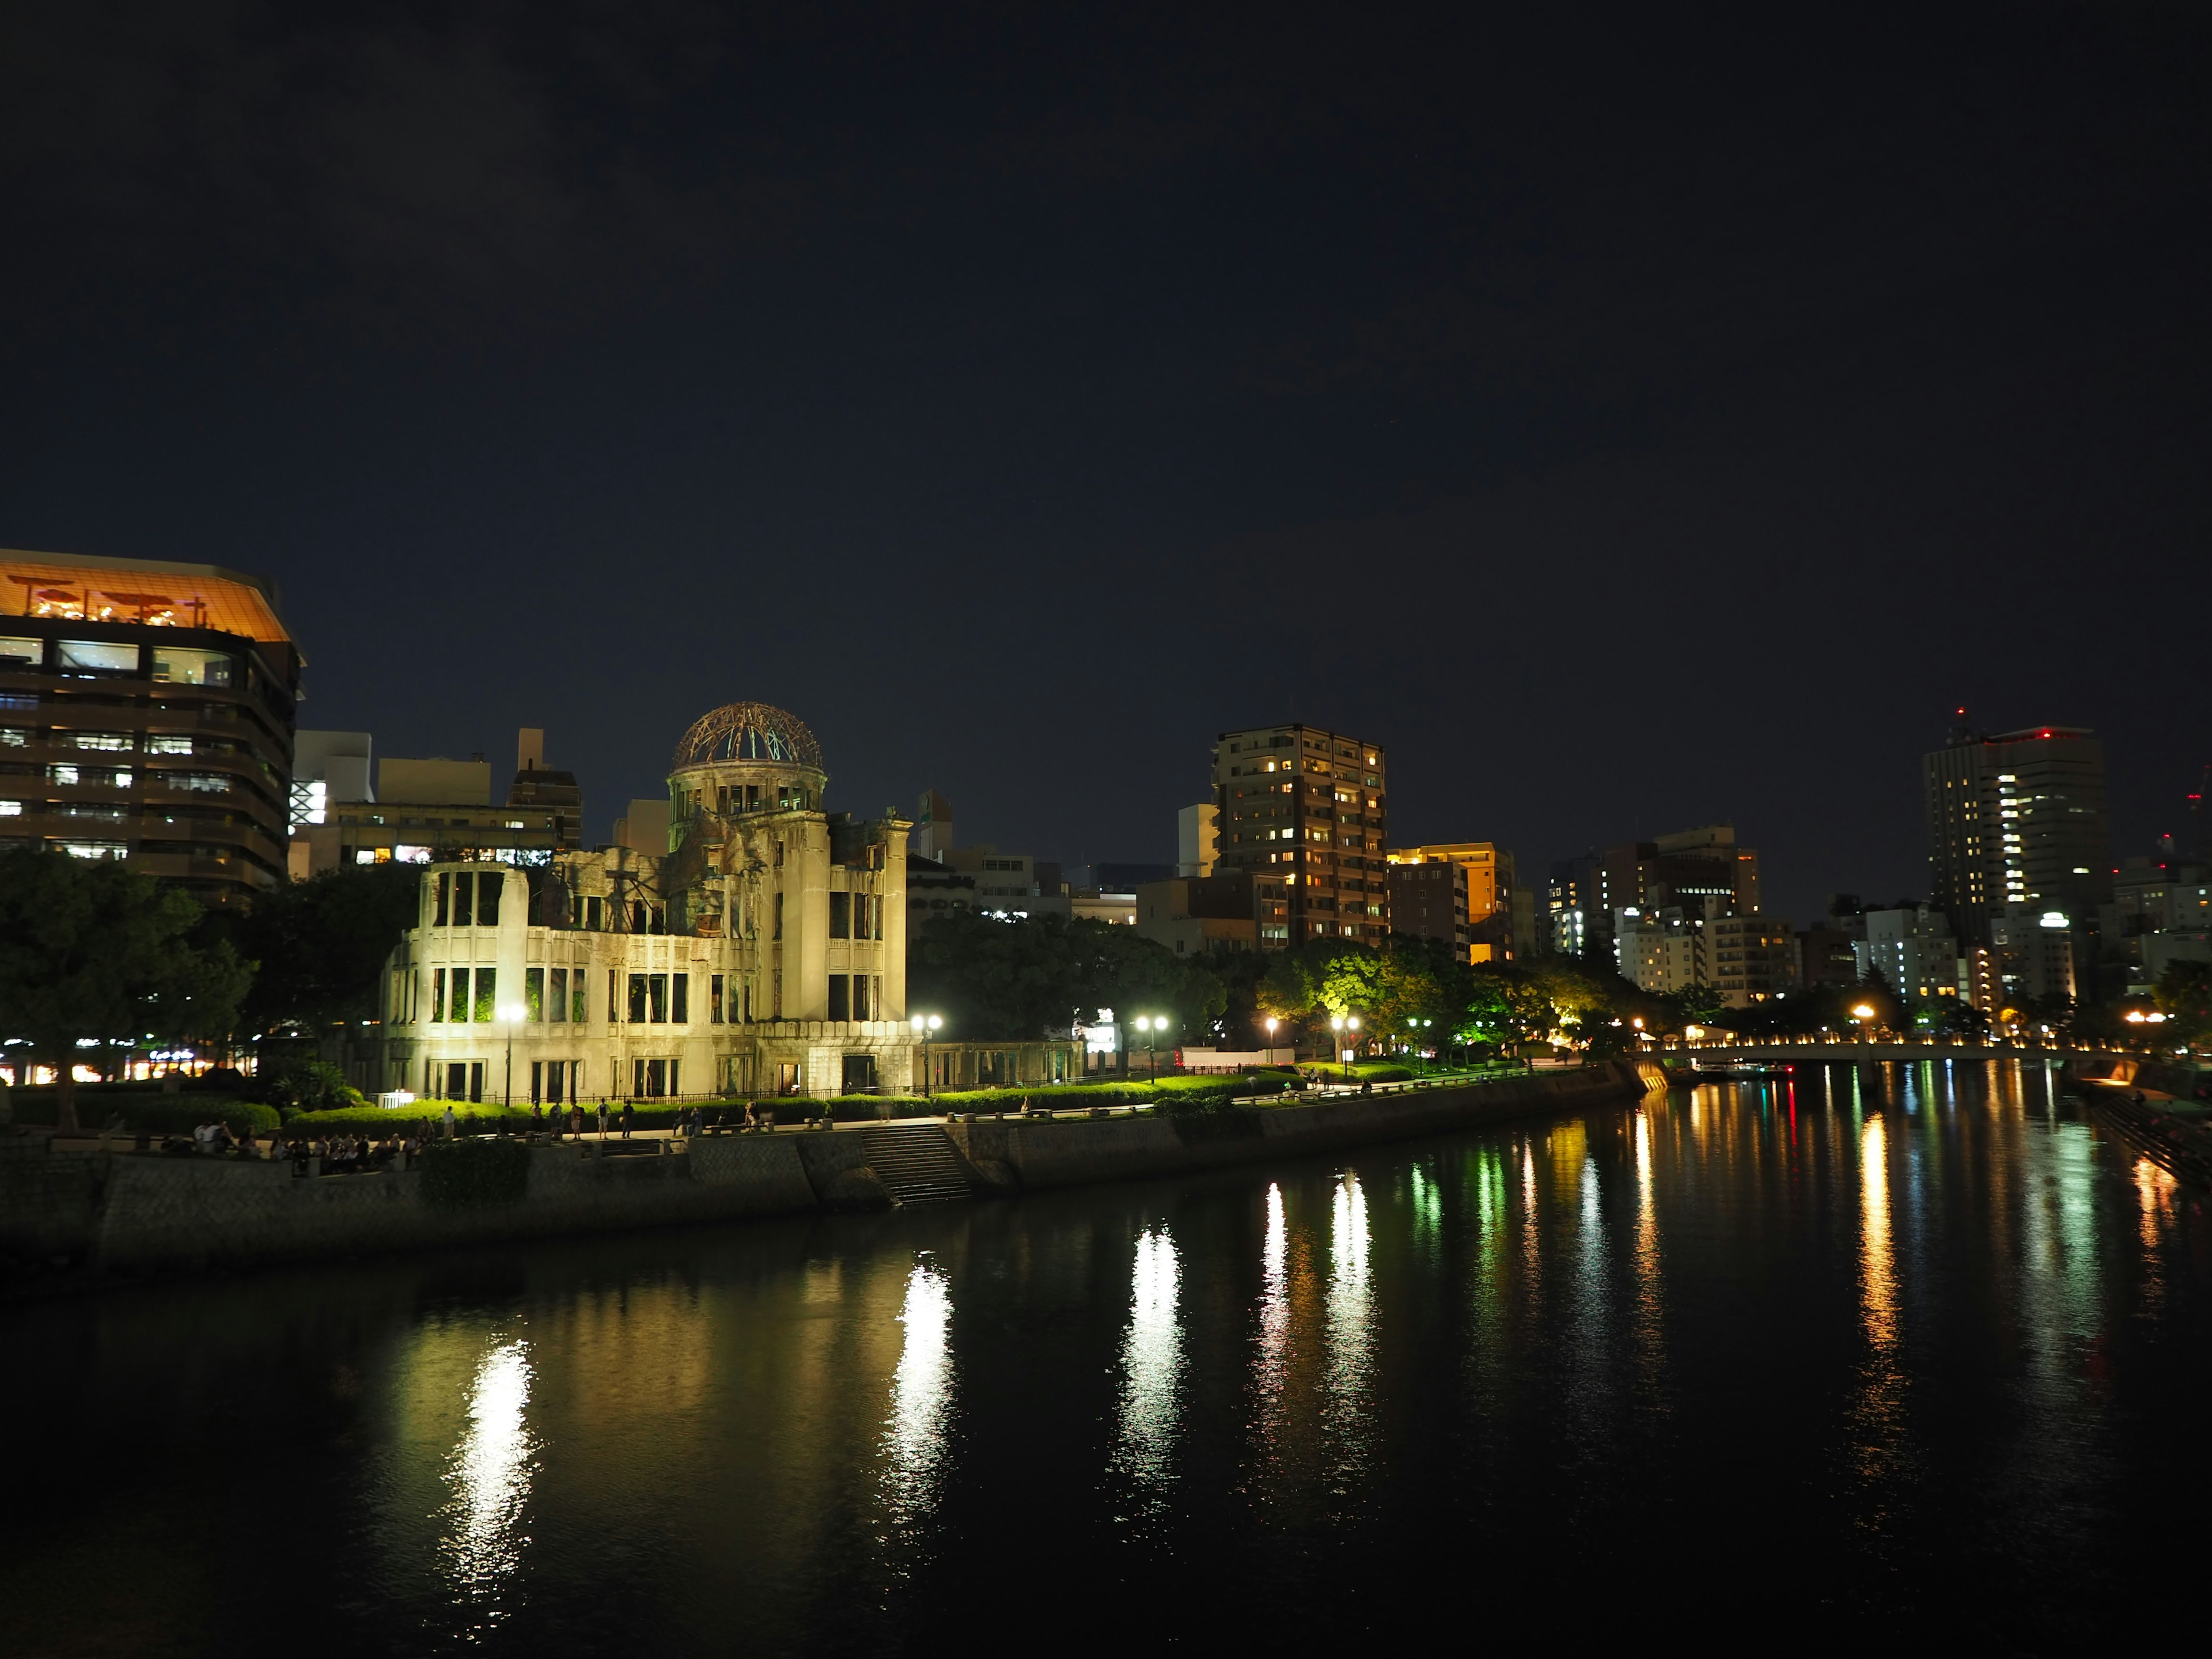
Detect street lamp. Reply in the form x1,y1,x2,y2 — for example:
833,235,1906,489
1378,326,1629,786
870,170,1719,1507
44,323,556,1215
1851,1003,1876,1043
1134,1014,1167,1081
911,1012,944,1098
498,1002,527,1108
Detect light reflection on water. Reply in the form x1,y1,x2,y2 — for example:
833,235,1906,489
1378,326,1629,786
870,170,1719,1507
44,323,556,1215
9,1060,2209,1656
880,1256,954,1541
1111,1225,1184,1510
1323,1171,1374,1496
438,1338,539,1617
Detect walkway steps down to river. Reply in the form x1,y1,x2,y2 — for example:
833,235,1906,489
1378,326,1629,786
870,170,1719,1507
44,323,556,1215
857,1124,976,1204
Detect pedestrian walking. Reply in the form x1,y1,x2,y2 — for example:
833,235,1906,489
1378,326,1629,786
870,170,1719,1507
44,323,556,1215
443,1103,457,1139
620,1101,634,1139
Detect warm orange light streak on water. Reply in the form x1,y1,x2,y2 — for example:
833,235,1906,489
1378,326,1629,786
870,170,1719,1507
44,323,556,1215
1861,1113,1899,1354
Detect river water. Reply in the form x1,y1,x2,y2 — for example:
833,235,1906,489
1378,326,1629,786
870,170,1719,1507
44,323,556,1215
6,1060,2207,1655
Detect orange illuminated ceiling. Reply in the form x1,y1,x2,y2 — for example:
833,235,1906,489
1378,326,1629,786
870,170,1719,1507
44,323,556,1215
1,550,290,643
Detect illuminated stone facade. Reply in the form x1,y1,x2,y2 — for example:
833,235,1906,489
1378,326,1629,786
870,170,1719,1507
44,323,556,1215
377,703,914,1103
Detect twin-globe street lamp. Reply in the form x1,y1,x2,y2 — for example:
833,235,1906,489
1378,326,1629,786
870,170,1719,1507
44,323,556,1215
910,1012,944,1098
1328,1013,1362,1082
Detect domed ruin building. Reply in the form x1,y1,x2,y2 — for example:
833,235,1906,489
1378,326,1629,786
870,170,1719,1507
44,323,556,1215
375,701,919,1103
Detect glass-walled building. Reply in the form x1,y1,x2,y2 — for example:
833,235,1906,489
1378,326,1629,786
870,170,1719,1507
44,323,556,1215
0,549,300,907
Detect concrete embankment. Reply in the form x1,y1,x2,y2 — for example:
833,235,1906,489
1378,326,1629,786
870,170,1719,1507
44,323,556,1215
950,1061,1650,1189
0,1062,1649,1281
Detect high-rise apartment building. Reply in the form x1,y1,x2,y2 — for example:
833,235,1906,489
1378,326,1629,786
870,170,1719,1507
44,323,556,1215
1925,713,2110,943
1387,842,1516,960
1212,723,1388,945
1385,858,1471,960
0,548,300,907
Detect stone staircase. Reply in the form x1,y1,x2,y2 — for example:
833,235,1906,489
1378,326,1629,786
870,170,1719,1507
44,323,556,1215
858,1123,975,1205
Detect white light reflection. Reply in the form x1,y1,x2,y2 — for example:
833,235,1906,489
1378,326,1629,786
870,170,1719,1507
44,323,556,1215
439,1339,538,1604
1323,1172,1373,1493
1112,1226,1185,1507
881,1257,955,1535
1254,1185,1290,1419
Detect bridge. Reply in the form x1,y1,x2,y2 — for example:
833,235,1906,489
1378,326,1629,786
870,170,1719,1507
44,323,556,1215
1653,1037,2162,1065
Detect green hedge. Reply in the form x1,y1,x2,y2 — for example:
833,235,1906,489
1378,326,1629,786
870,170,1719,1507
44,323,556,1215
6,1094,280,1134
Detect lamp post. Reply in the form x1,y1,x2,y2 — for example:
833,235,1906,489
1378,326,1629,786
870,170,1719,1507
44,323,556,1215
1346,1014,1360,1081
911,1012,944,1099
498,1002,527,1108
1330,1015,1344,1086
1134,1014,1166,1081
1852,1002,1876,1044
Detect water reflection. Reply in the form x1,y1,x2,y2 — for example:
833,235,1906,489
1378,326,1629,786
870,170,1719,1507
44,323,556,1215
881,1257,954,1539
2135,1158,2179,1315
438,1338,539,1615
1850,1111,1914,1518
1253,1186,1290,1429
1861,1115,1899,1354
1111,1226,1185,1510
1323,1172,1374,1495
1631,1109,1665,1394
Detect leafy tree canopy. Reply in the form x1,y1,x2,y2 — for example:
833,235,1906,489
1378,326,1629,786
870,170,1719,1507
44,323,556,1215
0,850,251,1131
199,862,422,1033
908,911,1225,1043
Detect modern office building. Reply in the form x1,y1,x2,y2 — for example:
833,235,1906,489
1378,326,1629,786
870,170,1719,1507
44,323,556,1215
0,547,300,907
1212,722,1389,945
379,700,931,1101
1925,713,2110,944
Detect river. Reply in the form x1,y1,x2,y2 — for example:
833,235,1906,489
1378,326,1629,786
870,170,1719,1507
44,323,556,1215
5,1059,2206,1654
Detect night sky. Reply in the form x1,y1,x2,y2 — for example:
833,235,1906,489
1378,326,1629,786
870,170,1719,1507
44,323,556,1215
4,5,2209,925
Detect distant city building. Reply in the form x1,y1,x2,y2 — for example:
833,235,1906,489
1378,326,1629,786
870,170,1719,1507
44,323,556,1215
911,788,955,861
1176,802,1218,877
1699,912,1796,1005
1387,842,1517,960
1212,723,1388,946
1386,858,1471,961
942,846,1070,919
294,729,582,877
1988,903,2081,1005
378,700,935,1103
1856,905,1961,1001
1135,872,1268,955
0,547,300,907
1925,711,2110,944
1554,826,1759,965
291,730,372,828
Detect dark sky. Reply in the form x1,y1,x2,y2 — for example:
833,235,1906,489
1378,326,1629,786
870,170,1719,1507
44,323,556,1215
5,3,2209,924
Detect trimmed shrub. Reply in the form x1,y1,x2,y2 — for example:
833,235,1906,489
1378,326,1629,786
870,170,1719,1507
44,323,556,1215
7,1093,279,1135
418,1135,531,1210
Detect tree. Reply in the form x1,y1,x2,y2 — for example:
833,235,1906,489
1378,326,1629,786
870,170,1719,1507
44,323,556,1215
2154,959,2212,1047
0,850,251,1131
202,862,422,1033
908,911,1226,1044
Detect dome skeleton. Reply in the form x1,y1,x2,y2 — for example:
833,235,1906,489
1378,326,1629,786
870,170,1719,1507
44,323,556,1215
671,702,827,777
